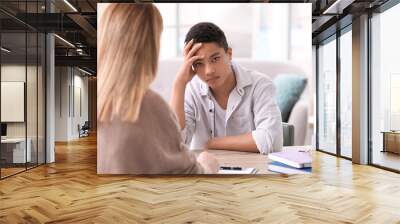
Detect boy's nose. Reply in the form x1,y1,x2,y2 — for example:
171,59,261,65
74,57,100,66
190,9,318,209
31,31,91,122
205,64,215,76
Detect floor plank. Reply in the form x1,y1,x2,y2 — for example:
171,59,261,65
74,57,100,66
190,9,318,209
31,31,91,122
1,134,400,223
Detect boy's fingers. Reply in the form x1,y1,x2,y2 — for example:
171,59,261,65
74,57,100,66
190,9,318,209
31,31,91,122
189,55,204,64
187,43,202,58
183,39,194,56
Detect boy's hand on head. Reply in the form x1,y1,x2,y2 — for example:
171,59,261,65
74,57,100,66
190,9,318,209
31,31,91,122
175,39,204,85
171,39,203,130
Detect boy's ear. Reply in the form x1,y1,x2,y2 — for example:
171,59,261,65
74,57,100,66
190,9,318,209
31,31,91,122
227,48,232,60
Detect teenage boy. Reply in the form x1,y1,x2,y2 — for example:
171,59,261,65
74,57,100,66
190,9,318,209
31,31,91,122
170,22,283,154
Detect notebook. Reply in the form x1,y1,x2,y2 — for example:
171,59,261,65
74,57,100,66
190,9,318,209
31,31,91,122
268,161,312,174
218,167,257,174
268,151,312,168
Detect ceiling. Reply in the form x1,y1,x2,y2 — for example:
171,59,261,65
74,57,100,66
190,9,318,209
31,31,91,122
1,0,97,74
310,0,391,44
0,0,394,75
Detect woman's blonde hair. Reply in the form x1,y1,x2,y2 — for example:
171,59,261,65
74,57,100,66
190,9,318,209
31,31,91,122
98,3,163,123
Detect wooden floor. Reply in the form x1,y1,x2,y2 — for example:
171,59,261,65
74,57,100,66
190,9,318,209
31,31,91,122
1,167,26,178
372,150,400,171
1,163,45,178
1,135,400,223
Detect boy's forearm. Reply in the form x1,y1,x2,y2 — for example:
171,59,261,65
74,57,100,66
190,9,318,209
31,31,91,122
206,133,259,153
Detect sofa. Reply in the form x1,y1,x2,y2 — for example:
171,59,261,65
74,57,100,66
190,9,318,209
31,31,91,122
151,58,309,146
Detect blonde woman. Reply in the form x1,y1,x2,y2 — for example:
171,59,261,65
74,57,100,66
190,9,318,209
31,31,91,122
97,3,219,174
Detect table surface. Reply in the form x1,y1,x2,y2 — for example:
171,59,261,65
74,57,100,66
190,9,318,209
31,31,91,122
193,145,313,174
381,131,400,134
1,138,27,143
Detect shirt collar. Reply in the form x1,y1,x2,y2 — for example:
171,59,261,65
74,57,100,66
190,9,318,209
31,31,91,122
199,61,252,97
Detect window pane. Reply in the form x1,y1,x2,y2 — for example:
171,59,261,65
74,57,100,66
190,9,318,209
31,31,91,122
160,28,177,59
340,29,352,158
155,3,177,27
371,3,400,171
155,3,310,62
179,3,253,58
289,4,312,76
318,38,337,154
256,4,289,60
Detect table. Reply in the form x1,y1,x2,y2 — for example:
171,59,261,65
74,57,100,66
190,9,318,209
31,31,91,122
381,131,400,154
1,138,32,164
193,146,313,174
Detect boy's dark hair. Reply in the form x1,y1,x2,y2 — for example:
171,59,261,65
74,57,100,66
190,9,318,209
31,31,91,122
184,22,229,52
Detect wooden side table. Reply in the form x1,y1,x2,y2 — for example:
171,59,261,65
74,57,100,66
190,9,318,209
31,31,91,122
381,131,400,154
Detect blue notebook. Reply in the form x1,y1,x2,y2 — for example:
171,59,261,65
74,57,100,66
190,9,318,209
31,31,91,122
268,161,312,174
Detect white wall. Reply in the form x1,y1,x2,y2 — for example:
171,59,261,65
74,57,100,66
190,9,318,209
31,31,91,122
72,73,89,138
54,67,89,141
1,66,26,135
55,66,68,141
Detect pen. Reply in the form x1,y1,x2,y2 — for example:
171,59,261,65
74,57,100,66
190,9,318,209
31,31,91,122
220,166,242,170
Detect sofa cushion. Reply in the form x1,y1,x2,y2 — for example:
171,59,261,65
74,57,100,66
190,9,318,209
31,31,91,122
273,74,307,122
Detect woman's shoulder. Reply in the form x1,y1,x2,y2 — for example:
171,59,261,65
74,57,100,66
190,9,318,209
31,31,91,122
140,89,181,136
142,89,175,117
144,89,169,107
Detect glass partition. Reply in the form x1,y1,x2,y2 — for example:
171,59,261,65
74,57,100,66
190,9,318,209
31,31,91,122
339,28,352,158
370,3,400,171
1,30,28,177
27,30,38,169
38,32,45,165
0,1,46,179
317,36,337,154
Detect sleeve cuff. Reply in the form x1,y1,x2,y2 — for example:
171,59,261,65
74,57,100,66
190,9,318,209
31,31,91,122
252,129,272,154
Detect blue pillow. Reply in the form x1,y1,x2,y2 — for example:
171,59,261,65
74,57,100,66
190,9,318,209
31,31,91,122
273,74,307,122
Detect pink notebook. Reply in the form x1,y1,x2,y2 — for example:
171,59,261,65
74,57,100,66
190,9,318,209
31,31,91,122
268,151,312,168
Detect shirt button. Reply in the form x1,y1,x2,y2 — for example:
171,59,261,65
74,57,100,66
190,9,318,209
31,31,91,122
209,109,213,112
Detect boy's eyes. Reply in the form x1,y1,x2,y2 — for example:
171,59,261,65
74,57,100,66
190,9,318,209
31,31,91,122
211,56,220,63
193,56,220,68
193,62,203,68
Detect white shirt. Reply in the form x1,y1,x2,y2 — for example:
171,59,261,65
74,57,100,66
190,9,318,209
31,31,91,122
211,95,226,137
182,61,283,154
